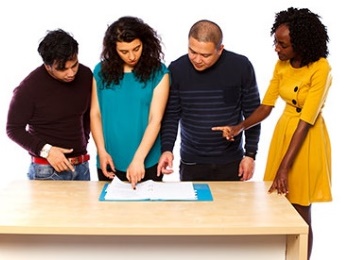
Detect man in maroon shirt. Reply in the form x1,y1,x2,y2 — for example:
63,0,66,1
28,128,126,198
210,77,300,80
6,29,93,180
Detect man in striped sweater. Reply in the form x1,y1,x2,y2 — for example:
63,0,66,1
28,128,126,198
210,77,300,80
157,19,260,181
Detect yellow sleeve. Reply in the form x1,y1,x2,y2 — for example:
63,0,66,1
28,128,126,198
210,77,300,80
300,59,332,125
261,61,281,106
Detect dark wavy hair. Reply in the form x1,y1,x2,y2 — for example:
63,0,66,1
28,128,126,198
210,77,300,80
37,29,78,70
271,7,329,67
100,16,164,87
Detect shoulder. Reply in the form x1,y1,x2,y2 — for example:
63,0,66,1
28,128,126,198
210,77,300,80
18,65,47,88
151,62,169,78
301,58,331,80
219,50,255,74
151,63,170,85
12,66,52,97
312,58,331,71
92,62,102,80
168,54,190,70
222,50,252,65
159,62,169,74
78,63,92,70
93,62,102,73
78,63,93,75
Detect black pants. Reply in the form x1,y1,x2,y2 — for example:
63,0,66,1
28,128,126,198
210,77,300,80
179,159,242,181
97,164,163,182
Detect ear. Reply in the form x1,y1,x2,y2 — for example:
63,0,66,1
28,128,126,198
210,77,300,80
44,64,52,72
217,44,224,54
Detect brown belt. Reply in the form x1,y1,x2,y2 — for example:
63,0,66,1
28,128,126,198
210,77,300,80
32,154,90,165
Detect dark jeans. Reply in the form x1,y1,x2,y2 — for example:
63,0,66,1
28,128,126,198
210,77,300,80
179,159,242,181
97,163,163,182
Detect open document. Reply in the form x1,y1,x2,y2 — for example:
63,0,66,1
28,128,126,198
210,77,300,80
99,176,213,201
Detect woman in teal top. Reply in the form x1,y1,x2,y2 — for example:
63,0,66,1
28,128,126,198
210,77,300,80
91,16,170,188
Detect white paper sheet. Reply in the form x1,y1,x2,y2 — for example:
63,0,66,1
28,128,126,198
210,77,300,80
104,176,197,201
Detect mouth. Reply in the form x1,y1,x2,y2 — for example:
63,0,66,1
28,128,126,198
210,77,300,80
65,77,75,82
277,54,285,60
193,63,204,69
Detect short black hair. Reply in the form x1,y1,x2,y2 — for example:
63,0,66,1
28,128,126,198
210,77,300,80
37,29,78,70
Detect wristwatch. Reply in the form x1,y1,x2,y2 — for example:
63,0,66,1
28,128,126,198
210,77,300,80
245,151,256,160
40,144,52,158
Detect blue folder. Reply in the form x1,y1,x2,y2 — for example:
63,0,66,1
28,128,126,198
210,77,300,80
99,183,213,202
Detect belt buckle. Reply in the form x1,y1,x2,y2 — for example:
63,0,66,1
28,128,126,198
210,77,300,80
69,157,80,165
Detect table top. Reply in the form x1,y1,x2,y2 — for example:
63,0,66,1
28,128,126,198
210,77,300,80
0,180,308,236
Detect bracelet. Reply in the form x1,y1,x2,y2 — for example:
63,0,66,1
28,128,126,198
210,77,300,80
244,151,256,160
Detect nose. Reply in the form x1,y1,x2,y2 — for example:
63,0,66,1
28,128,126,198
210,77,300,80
274,43,281,53
66,68,76,77
128,51,136,60
192,54,202,63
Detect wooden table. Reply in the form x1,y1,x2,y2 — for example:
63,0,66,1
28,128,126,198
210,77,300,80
0,180,307,260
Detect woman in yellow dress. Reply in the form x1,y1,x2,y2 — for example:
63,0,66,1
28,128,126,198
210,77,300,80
212,7,332,259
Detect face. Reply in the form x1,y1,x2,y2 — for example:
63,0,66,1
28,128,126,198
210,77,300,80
188,37,223,71
45,57,79,83
116,39,143,71
273,24,296,62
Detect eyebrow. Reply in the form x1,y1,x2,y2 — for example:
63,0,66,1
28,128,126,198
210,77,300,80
54,59,79,71
189,47,212,56
118,43,142,52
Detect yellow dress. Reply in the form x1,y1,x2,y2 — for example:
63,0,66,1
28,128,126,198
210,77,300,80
262,58,332,206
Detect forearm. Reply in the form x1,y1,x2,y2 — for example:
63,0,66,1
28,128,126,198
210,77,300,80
132,120,161,162
244,122,261,158
90,78,107,154
90,113,107,155
6,124,44,155
160,81,179,152
241,104,273,130
83,107,91,144
6,97,44,155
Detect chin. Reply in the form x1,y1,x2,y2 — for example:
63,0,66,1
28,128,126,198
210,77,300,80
193,65,206,71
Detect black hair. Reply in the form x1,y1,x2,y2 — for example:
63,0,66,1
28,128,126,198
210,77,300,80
37,29,78,70
271,7,329,66
100,16,164,87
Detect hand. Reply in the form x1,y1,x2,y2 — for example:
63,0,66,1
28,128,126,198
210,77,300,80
238,156,255,181
46,147,75,172
268,168,289,195
99,152,116,179
211,125,243,141
127,160,145,189
157,151,174,176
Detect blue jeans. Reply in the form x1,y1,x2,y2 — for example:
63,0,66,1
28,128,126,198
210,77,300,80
28,162,90,180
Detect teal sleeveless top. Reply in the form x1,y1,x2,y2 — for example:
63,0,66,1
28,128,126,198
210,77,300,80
93,62,169,171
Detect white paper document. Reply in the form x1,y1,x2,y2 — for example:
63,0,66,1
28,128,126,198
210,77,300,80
104,176,197,201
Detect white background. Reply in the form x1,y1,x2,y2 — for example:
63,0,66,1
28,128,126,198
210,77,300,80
0,0,344,259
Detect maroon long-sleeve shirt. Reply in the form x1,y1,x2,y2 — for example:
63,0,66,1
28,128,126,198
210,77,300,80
6,64,93,158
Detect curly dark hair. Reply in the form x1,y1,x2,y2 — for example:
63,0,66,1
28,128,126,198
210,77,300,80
271,7,329,67
100,16,164,87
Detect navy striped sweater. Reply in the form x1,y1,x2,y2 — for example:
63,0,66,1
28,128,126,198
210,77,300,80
161,50,261,164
